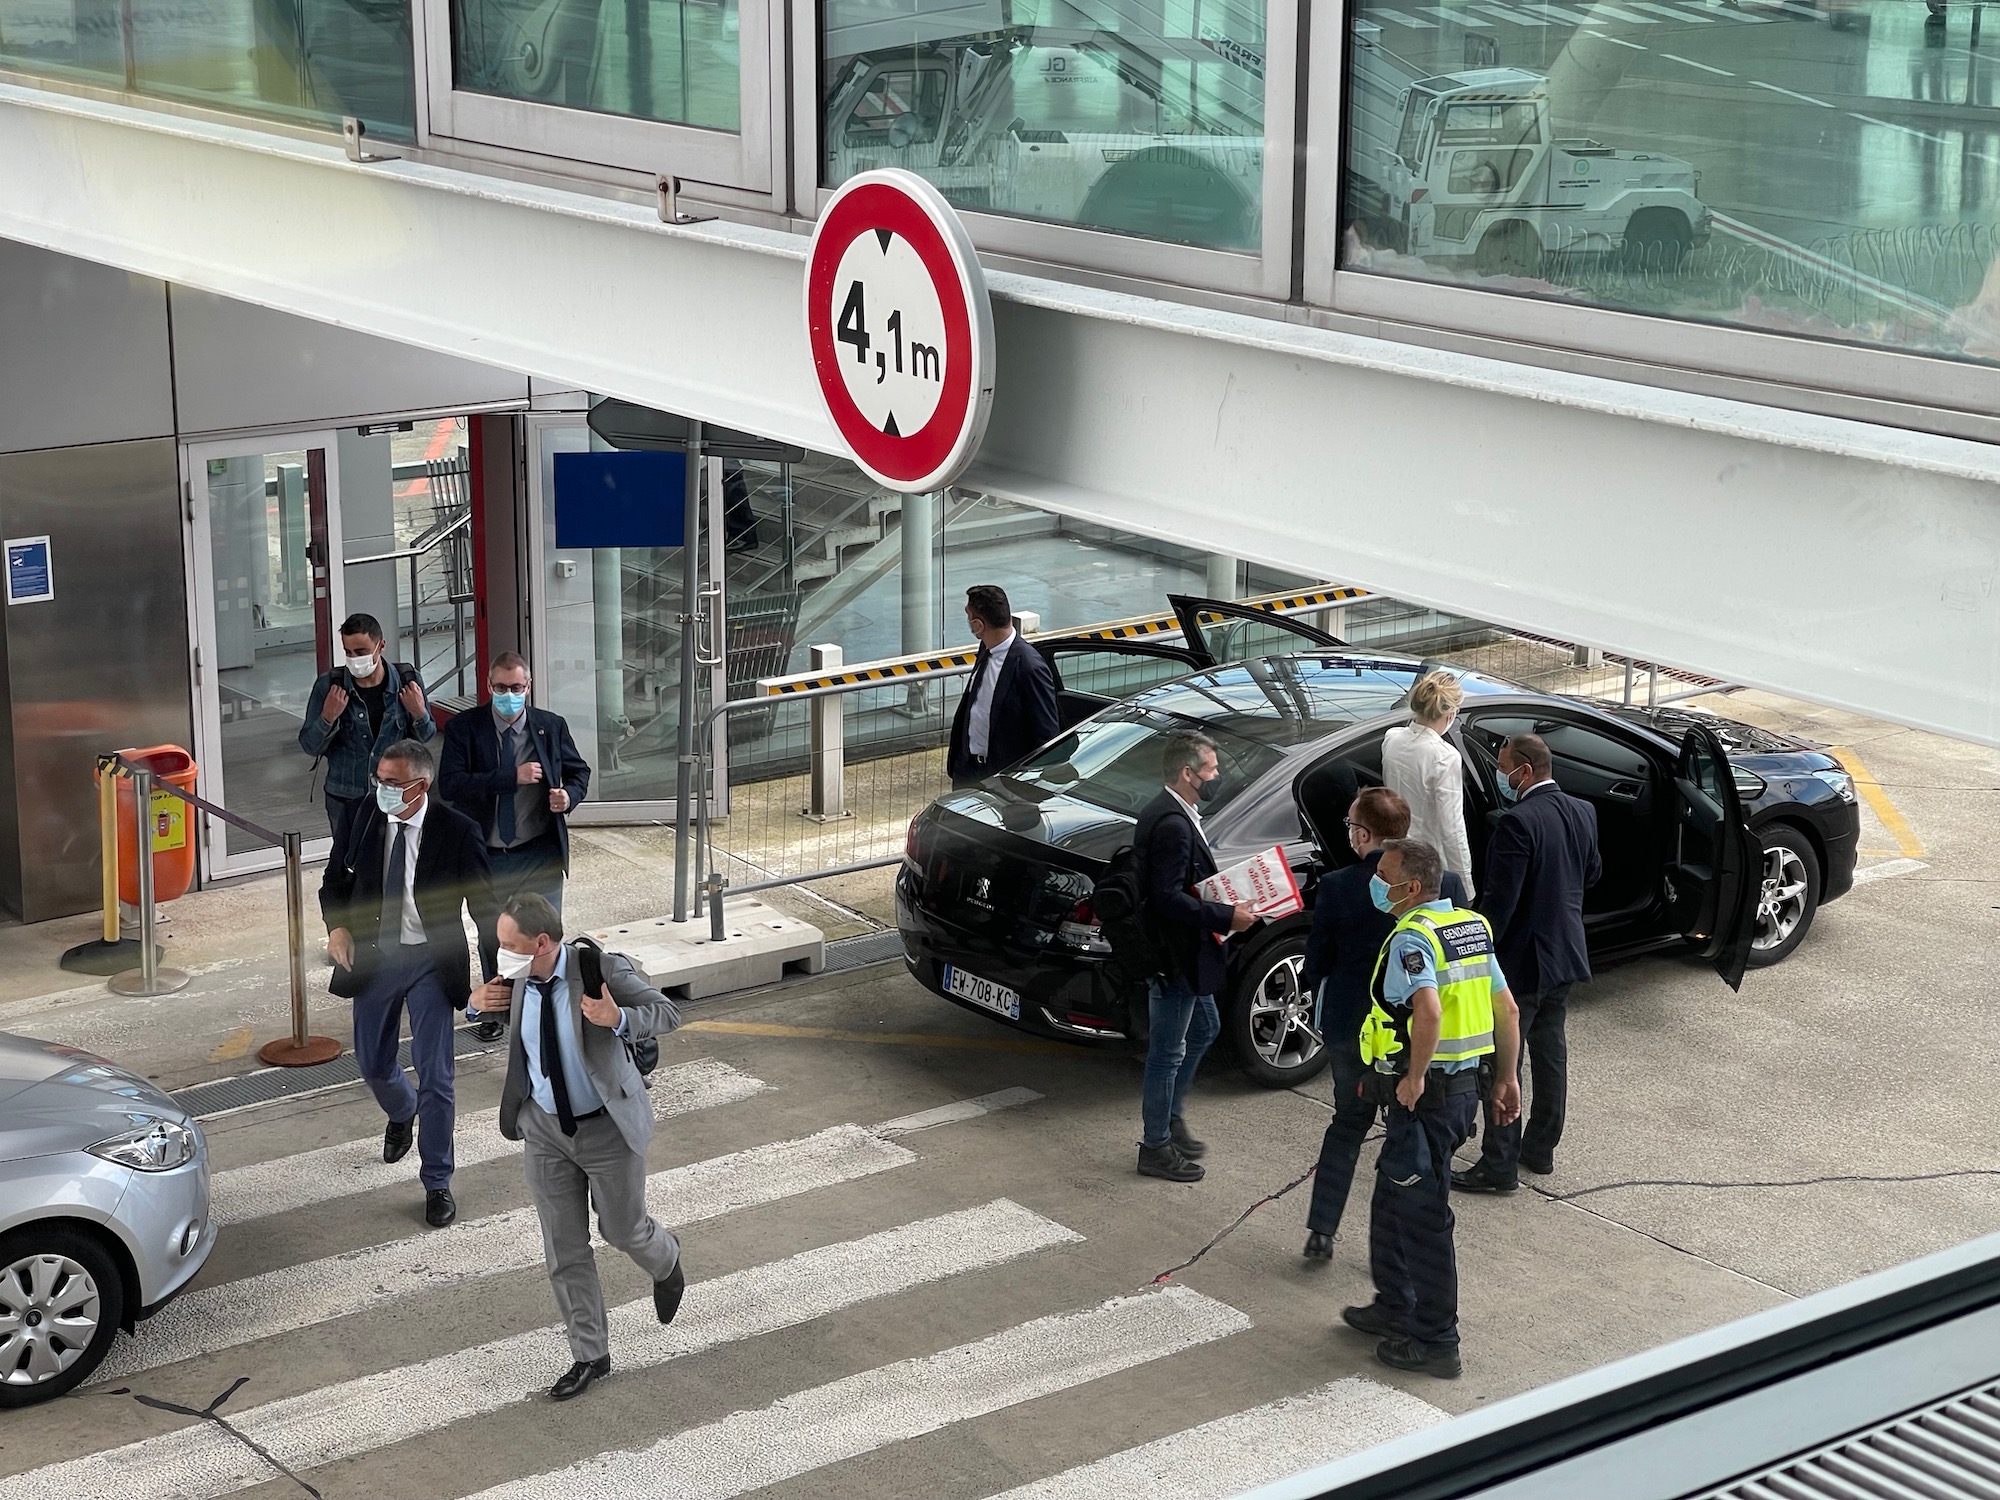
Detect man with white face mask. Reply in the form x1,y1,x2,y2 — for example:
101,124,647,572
475,893,683,1403
299,613,435,835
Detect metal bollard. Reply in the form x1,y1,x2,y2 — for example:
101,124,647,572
707,872,728,943
259,830,341,1066
109,767,189,996
805,643,849,821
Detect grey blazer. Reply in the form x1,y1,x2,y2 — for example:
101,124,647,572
498,945,681,1156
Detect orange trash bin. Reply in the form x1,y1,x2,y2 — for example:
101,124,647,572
108,746,198,906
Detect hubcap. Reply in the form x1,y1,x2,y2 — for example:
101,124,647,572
1753,844,1810,951
1247,953,1323,1072
0,1253,101,1386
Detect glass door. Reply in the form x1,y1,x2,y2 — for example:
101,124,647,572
184,433,346,877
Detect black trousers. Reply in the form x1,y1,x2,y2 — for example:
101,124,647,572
479,829,565,978
1305,1044,1378,1239
1478,982,1572,1177
1368,1090,1479,1349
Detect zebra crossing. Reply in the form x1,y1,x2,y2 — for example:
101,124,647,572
8,1054,1450,1500
1366,0,1784,29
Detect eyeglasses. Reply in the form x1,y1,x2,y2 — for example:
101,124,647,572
372,776,427,792
488,682,529,694
1343,819,1371,834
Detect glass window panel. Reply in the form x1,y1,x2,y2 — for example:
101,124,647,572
0,0,130,85
452,0,740,131
821,0,1269,252
1341,0,2000,366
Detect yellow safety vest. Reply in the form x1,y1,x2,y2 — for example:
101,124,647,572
1359,905,1499,1074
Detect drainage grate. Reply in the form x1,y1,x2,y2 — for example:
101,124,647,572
822,929,905,974
171,1025,503,1120
1698,1378,2000,1500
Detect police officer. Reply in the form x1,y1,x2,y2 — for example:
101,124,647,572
1341,837,1521,1379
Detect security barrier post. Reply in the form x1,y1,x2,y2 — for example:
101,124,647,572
109,766,189,996
258,831,341,1066
806,643,847,821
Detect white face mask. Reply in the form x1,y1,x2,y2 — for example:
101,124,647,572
345,652,378,677
495,947,536,979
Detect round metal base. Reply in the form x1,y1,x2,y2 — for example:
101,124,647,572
108,967,191,996
59,938,160,977
257,1035,343,1068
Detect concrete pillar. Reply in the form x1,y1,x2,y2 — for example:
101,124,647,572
587,404,625,769
1205,552,1240,600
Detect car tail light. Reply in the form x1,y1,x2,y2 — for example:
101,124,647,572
1064,1011,1120,1032
905,815,925,863
1056,896,1112,955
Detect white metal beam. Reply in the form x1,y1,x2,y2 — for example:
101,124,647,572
6,84,2000,744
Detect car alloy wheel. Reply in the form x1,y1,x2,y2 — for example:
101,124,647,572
0,1252,102,1388
1753,843,1811,953
1245,951,1323,1076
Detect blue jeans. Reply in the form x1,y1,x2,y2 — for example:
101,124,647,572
352,944,458,1191
1141,976,1219,1149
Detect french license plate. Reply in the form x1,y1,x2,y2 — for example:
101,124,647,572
943,964,1021,1021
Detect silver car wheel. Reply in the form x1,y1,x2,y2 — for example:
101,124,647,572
0,1253,102,1386
1753,843,1812,952
1247,953,1323,1071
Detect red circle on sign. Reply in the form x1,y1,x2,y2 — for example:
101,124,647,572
806,178,983,490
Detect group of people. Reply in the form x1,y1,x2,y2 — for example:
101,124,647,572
1132,670,1601,1381
298,620,678,1402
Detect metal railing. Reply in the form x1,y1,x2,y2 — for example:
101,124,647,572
344,507,476,700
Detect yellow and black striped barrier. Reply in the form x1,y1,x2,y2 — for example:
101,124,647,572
754,585,1373,696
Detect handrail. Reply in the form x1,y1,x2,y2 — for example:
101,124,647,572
342,509,471,568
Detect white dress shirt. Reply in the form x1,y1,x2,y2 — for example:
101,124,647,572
966,631,1015,759
382,797,428,946
518,947,608,1119
1381,722,1477,901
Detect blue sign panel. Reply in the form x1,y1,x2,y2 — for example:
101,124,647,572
552,452,687,549
5,536,53,604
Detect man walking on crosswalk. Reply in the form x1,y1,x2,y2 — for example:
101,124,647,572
472,893,687,1401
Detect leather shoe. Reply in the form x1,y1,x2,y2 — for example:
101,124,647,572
549,1355,611,1401
425,1188,456,1228
383,1117,414,1165
654,1260,686,1324
1450,1162,1518,1195
1169,1116,1207,1160
473,1016,506,1044
1303,1231,1335,1261
1136,1142,1204,1183
1519,1152,1555,1176
1341,1302,1405,1340
1376,1335,1462,1379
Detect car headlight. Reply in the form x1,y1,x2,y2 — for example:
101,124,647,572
1811,769,1857,804
88,1118,198,1172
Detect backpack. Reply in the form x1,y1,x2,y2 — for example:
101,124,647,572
574,934,661,1076
1091,844,1167,989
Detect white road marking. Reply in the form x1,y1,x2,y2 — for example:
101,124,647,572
1847,111,1949,146
877,1086,1042,1136
1628,0,1714,19
1589,28,1651,46
12,1201,1080,1500
1471,2,1550,26
1751,79,1833,107
91,1124,914,1382
1851,857,1928,887
979,1377,1447,1500
1661,50,1735,74
464,1286,1251,1500
207,1058,767,1228
1370,7,1439,25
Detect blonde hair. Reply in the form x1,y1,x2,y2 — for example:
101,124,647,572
1408,669,1462,725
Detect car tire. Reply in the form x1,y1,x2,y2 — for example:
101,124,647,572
1474,221,1543,279
1623,209,1693,272
1226,927,1331,1088
0,1224,125,1407
1746,823,1821,969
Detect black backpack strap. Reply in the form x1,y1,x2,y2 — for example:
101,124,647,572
573,934,607,998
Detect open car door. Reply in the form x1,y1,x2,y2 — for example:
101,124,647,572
1168,595,1347,666
1031,638,1207,732
1668,725,1760,990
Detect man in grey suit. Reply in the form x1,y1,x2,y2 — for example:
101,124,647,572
468,893,685,1401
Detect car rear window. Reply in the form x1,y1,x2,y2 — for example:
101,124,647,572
1133,659,1428,745
1009,707,1287,817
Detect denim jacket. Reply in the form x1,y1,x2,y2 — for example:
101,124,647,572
297,659,436,800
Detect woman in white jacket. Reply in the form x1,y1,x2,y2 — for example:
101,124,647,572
1381,670,1476,901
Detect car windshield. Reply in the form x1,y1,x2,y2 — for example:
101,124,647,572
1009,707,1288,817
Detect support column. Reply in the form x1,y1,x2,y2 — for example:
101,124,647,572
1205,552,1240,600
900,490,937,658
587,402,625,770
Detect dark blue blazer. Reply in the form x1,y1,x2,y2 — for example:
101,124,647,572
1303,850,1467,1045
437,705,591,869
946,637,1060,784
1479,783,1602,996
1134,790,1236,996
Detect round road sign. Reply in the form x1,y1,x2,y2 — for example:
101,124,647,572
805,170,995,494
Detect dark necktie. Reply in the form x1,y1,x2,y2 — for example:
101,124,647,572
535,977,576,1136
381,821,407,940
496,725,517,846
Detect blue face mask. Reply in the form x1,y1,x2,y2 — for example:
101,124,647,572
375,781,408,815
1369,874,1397,912
492,691,527,718
1497,773,1520,804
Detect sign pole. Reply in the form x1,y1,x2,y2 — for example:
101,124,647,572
672,421,703,923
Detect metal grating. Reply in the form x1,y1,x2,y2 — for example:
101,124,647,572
1700,1379,2000,1500
820,928,905,974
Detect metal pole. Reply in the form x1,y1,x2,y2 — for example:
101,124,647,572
673,422,703,921
807,643,846,820
259,833,341,1065
97,759,118,945
1623,660,1635,706
1647,662,1659,708
109,766,189,996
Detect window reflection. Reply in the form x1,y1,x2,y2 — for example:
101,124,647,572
1343,0,2000,363
820,0,1268,253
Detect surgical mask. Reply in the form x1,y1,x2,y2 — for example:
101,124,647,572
345,652,378,677
495,947,535,979
491,690,527,718
1196,774,1223,804
1369,874,1397,913
375,782,408,815
1497,771,1521,804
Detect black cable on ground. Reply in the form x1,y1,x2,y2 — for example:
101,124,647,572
1551,1166,2000,1202
1152,1164,1319,1285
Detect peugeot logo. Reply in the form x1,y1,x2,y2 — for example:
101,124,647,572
972,877,992,904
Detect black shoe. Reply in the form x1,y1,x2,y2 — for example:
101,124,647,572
1451,1162,1518,1195
383,1117,414,1165
549,1355,611,1401
1136,1142,1205,1183
654,1260,686,1324
1341,1302,1405,1340
1376,1335,1461,1379
425,1188,456,1228
1303,1231,1335,1261
1520,1152,1555,1176
473,1017,506,1043
1169,1117,1208,1160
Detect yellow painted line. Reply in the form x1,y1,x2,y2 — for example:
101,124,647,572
683,1019,1076,1055
1832,747,1926,859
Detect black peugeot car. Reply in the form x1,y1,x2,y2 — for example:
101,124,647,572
896,597,1861,1087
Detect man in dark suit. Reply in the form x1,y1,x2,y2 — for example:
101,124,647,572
1133,731,1255,1183
1299,787,1466,1259
438,651,591,1040
1454,732,1602,1193
321,737,496,1228
946,584,1060,788
469,894,684,1402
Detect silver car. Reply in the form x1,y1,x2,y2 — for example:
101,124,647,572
0,1030,213,1405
